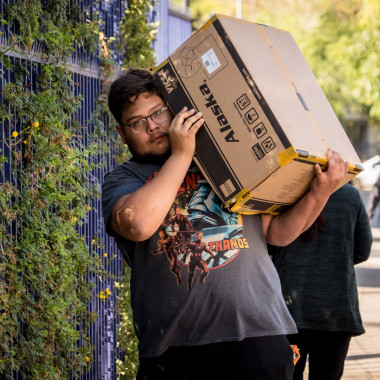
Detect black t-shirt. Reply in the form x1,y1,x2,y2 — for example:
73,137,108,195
102,159,296,358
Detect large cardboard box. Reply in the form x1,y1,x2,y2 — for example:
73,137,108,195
153,14,362,214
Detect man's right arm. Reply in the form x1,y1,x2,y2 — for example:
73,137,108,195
110,108,204,242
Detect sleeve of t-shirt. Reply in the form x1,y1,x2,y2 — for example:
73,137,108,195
353,190,373,264
101,162,147,236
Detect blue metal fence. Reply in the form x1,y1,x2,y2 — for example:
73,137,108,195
151,0,192,65
0,1,191,379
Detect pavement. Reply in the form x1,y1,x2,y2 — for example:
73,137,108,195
343,227,380,379
303,226,380,379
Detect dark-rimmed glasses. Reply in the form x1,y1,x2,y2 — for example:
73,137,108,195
124,106,169,134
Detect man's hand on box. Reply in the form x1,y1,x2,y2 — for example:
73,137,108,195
262,150,348,247
169,107,204,159
310,149,349,200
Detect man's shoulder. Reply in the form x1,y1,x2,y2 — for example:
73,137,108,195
329,183,364,210
103,161,129,186
335,183,360,197
104,159,158,181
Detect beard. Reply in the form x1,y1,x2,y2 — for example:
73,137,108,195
120,126,172,164
130,148,171,165
127,138,171,165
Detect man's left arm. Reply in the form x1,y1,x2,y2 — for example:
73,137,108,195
262,150,349,246
354,194,373,264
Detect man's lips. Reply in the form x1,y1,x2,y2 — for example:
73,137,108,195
150,133,167,143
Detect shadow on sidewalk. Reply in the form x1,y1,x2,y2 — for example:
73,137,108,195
346,353,380,360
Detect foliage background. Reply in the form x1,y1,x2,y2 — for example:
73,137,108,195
0,2,99,379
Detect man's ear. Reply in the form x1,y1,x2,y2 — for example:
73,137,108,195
116,125,128,144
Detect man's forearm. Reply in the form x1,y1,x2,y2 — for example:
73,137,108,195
263,189,330,246
111,152,192,241
262,150,349,246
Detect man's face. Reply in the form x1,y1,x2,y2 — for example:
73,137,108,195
116,92,173,160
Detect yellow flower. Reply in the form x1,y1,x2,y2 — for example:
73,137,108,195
73,217,78,222
105,288,111,295
103,253,107,257
23,140,27,144
12,131,18,138
33,122,39,128
84,356,90,362
99,290,107,300
87,206,91,211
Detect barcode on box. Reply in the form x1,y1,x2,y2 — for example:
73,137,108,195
201,48,221,74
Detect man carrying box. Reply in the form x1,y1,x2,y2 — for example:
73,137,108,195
102,68,348,379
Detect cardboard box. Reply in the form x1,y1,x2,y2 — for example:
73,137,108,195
153,14,363,214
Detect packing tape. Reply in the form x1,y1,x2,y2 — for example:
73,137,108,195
224,188,250,208
277,147,298,167
152,59,168,72
201,14,218,31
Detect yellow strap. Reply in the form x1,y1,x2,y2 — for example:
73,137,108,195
200,14,218,31
151,59,169,73
277,146,298,166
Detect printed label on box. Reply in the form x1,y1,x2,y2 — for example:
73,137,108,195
202,48,221,74
220,179,236,197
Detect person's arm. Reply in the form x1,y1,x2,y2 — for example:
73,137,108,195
205,247,214,256
185,215,193,231
354,194,373,264
262,150,349,246
110,108,204,242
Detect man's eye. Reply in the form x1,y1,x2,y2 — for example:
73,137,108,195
132,119,144,127
154,109,163,116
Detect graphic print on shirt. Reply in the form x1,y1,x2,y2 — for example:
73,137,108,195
150,165,249,291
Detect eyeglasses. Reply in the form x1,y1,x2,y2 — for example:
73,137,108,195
125,106,170,134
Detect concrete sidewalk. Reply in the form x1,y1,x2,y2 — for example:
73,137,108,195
343,227,380,379
344,288,380,379
303,227,380,379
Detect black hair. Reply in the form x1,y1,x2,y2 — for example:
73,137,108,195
108,68,161,124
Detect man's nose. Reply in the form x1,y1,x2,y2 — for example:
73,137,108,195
146,116,159,133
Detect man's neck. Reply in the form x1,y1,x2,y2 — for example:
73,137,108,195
131,152,169,165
